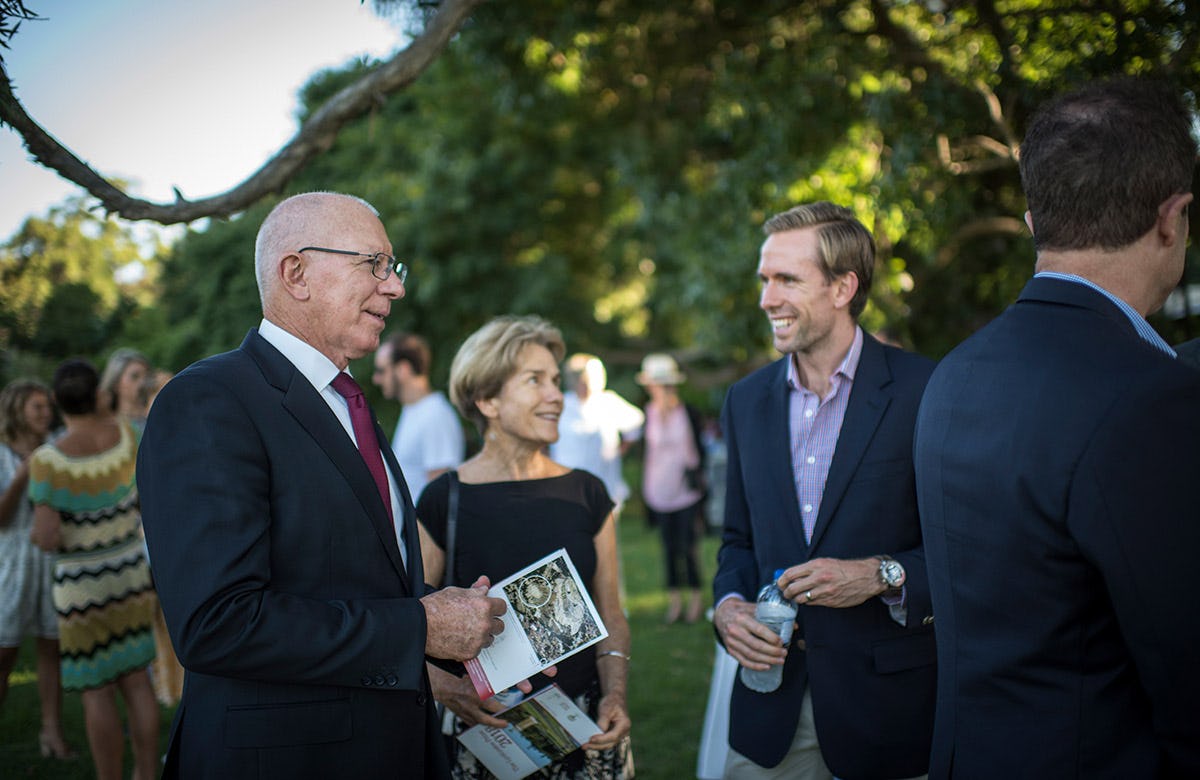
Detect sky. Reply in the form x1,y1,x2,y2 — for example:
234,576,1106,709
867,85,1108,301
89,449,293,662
0,0,404,243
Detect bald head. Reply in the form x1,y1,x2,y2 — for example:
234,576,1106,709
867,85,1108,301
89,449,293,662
252,191,403,368
254,192,380,309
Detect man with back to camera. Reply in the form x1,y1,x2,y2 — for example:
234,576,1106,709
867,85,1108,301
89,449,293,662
137,192,510,779
913,78,1200,778
550,353,645,517
373,332,464,502
713,202,936,780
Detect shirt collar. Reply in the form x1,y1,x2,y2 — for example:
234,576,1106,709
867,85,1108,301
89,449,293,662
1033,272,1176,358
258,318,347,392
786,325,864,392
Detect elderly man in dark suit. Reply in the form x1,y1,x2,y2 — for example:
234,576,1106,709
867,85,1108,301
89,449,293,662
713,202,936,780
914,78,1200,778
138,192,507,779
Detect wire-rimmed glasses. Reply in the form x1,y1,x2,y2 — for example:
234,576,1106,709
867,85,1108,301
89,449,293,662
298,246,408,283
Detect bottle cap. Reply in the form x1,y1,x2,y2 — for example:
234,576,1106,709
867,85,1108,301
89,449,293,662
773,568,786,580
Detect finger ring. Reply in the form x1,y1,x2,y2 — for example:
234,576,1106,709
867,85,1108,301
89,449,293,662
805,590,814,602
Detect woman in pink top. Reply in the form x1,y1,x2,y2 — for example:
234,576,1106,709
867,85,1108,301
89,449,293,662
638,354,707,624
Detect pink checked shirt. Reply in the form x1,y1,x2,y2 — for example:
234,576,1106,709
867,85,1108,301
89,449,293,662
787,327,863,543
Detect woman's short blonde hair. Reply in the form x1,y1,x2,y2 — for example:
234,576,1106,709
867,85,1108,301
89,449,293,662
450,315,565,433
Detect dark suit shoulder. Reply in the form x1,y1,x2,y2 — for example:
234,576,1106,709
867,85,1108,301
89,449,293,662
879,341,935,374
1176,337,1200,370
726,357,787,400
874,342,936,396
170,330,287,392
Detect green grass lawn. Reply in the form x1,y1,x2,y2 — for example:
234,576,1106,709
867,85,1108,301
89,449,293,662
0,510,723,779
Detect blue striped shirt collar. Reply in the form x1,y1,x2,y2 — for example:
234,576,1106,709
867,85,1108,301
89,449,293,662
1033,271,1176,358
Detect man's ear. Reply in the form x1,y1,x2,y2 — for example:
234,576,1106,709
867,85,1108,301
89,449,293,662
279,252,311,301
1158,192,1193,247
833,271,859,310
1024,210,1035,235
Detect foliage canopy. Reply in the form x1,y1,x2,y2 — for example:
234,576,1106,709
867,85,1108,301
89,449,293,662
5,1,1200,407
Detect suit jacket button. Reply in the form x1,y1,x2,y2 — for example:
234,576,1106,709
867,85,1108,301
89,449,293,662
922,615,935,625
374,675,386,686
386,675,398,687
416,693,427,706
362,676,373,686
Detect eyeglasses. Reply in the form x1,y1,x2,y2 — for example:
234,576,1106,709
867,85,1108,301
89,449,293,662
298,246,408,284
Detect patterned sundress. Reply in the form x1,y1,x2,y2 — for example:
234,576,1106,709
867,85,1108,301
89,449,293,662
0,444,59,645
27,420,157,691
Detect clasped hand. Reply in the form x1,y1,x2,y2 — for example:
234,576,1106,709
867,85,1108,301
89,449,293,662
421,575,507,661
777,557,883,608
713,597,788,672
715,557,884,670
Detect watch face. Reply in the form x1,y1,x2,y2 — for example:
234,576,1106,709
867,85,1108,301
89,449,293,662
883,561,904,586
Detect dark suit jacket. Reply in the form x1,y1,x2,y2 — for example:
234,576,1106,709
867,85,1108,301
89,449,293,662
714,333,937,779
1175,335,1200,369
914,277,1200,779
138,330,449,779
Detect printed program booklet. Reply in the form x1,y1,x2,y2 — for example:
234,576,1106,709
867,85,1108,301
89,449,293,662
465,547,608,700
457,684,602,780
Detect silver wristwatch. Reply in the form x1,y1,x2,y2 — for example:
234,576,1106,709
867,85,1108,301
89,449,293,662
878,555,906,589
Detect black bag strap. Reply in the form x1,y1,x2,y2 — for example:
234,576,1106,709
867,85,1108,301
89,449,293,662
444,470,459,587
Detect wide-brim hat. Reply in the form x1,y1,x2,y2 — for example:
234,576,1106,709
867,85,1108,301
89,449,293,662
636,353,686,386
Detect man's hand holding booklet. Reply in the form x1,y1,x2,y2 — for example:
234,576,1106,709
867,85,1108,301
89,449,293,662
465,548,608,700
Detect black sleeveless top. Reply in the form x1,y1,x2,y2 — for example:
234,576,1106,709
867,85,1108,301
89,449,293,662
416,469,613,697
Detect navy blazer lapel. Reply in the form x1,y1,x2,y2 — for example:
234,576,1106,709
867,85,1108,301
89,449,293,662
242,331,411,590
808,334,891,553
754,358,809,557
379,434,423,590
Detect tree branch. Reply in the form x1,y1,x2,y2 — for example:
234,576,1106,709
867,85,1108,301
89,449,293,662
935,215,1027,267
0,0,484,225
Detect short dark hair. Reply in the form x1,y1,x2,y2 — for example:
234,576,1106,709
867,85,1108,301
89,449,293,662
385,332,431,377
1020,77,1196,252
53,359,100,416
763,202,875,318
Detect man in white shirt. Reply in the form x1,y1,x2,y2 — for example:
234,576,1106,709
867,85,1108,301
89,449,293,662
549,353,644,509
373,332,464,502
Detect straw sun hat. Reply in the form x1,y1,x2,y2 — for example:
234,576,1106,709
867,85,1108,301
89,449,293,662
635,353,686,386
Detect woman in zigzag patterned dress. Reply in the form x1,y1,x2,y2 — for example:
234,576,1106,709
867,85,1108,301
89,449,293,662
28,359,160,780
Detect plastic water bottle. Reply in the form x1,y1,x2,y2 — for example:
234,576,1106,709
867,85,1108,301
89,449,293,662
739,569,797,693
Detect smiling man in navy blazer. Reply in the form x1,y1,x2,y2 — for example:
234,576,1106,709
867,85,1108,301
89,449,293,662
714,202,936,780
138,192,507,779
914,79,1200,778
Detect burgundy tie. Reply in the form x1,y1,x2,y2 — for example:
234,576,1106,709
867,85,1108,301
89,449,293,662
330,373,393,523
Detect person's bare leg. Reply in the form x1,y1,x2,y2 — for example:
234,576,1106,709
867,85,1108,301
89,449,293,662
34,637,73,757
686,588,704,624
117,669,160,780
81,684,124,780
664,589,682,624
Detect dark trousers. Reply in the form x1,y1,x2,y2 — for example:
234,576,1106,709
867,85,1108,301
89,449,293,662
649,501,703,588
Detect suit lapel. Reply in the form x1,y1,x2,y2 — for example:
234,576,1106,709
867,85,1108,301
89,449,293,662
243,331,411,590
754,359,809,557
807,335,891,553
380,434,424,590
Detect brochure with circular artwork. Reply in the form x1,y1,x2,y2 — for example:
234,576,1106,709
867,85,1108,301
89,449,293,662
465,548,608,700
